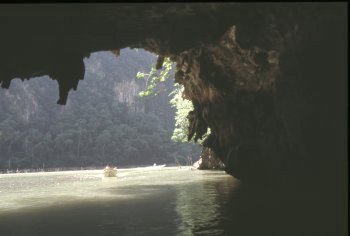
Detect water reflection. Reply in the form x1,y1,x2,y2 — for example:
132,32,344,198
0,169,237,236
174,177,238,235
0,168,346,236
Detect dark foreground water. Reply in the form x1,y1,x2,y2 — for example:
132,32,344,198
0,167,347,236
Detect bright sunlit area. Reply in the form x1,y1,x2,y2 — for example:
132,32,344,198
0,48,238,236
0,48,201,172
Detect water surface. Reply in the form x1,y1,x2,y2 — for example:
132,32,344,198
0,167,238,236
1,167,346,236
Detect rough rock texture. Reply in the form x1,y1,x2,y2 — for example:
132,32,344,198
195,147,225,170
0,4,347,187
175,26,283,177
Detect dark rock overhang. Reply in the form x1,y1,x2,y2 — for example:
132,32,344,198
1,3,325,104
1,3,235,104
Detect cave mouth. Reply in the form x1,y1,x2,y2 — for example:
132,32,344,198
0,48,203,172
0,3,347,185
0,3,347,235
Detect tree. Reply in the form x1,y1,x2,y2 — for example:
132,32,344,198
136,57,173,97
136,57,210,144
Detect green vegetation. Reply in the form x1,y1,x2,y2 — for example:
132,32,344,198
0,49,200,171
169,84,194,143
136,57,173,97
136,57,210,145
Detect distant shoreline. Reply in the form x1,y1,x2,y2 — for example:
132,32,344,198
0,163,184,175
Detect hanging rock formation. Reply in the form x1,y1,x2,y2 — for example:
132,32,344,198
0,4,347,186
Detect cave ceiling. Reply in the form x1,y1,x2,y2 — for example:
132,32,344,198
0,3,305,104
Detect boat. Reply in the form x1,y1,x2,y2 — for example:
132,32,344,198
103,166,117,177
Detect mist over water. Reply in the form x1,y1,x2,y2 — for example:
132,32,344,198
0,168,238,236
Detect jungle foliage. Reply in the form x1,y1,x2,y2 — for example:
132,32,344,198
0,49,200,171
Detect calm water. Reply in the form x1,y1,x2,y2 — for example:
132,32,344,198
0,167,346,236
0,167,239,236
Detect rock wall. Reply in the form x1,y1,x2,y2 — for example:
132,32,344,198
171,5,347,185
174,26,284,179
195,147,225,170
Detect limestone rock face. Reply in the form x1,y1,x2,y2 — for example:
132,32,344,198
174,26,283,178
195,148,225,170
0,4,347,184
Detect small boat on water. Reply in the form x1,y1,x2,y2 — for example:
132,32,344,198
104,166,117,177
